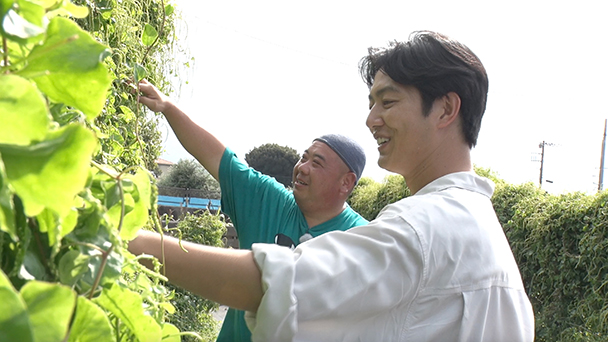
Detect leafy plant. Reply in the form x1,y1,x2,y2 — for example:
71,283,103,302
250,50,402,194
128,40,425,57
0,0,199,340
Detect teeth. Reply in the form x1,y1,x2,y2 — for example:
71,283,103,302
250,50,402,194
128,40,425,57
376,137,389,146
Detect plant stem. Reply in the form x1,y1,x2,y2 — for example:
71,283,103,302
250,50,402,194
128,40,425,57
2,36,8,73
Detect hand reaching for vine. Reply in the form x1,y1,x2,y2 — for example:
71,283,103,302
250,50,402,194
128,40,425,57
137,79,172,113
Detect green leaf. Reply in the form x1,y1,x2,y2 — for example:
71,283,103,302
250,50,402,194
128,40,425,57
119,169,152,241
68,296,115,342
0,124,97,218
58,250,90,286
0,158,16,240
20,281,76,342
141,23,158,46
0,75,50,146
133,62,147,82
161,323,181,342
1,7,45,43
0,270,34,342
0,0,15,18
164,4,174,16
17,17,113,120
119,105,135,122
47,1,89,19
22,250,47,281
94,283,162,342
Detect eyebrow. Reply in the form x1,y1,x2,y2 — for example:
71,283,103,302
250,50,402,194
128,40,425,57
368,85,400,103
304,149,326,163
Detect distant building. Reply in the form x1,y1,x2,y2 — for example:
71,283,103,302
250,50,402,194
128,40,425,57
156,158,175,177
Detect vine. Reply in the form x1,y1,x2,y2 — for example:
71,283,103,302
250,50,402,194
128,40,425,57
0,0,204,341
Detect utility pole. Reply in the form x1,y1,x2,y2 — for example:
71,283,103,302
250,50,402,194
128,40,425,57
538,141,555,188
599,119,607,192
539,141,545,187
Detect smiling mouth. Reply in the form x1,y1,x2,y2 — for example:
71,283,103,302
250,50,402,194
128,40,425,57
376,137,390,146
294,179,308,186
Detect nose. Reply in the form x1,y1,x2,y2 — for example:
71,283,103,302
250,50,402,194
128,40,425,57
366,106,383,134
293,160,309,178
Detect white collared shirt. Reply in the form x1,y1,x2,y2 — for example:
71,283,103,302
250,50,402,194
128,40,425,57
246,172,535,341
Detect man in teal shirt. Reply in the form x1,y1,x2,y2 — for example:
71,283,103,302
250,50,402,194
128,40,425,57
135,80,368,341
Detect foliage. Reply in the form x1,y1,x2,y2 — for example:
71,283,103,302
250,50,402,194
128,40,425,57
495,188,608,341
72,0,179,172
0,0,207,341
348,175,410,220
164,211,227,341
158,159,220,198
245,143,300,187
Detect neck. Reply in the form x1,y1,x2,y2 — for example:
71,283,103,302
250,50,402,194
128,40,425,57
405,137,472,194
301,202,347,228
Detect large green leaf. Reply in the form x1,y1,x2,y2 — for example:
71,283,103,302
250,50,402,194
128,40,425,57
20,281,76,342
17,17,112,120
0,124,97,218
68,296,115,342
94,283,161,342
0,270,34,342
0,75,50,146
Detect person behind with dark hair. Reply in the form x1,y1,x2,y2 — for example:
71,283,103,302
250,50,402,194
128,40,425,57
130,31,534,341
134,80,368,342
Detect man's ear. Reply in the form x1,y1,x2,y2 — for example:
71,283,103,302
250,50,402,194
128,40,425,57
341,172,357,195
436,92,461,129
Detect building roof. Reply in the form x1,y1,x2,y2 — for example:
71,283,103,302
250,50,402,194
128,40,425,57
156,158,175,166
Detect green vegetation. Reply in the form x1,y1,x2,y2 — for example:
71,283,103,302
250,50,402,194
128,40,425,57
158,159,221,199
0,0,223,340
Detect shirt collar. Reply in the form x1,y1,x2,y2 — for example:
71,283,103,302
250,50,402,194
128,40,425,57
414,172,495,198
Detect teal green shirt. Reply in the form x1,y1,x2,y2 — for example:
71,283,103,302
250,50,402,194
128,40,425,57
216,148,368,342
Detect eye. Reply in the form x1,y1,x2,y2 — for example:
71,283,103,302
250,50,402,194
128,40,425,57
382,100,396,107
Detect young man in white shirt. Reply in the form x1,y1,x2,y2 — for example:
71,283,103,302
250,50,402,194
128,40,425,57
130,30,535,341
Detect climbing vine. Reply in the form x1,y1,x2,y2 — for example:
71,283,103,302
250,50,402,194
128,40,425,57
0,0,204,340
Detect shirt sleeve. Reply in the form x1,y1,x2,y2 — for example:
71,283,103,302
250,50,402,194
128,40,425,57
245,205,425,341
218,148,293,244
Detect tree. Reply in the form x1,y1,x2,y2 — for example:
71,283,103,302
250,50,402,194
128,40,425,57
245,143,300,187
158,159,221,198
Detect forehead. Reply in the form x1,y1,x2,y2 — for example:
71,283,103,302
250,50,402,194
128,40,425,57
305,141,340,163
369,72,422,103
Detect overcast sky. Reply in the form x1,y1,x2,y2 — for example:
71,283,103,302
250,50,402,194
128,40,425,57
159,0,607,195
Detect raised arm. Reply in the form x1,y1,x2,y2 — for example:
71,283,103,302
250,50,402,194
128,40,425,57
137,80,225,180
129,230,263,312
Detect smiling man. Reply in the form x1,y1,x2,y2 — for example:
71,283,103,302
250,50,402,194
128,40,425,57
130,31,534,341
134,80,367,342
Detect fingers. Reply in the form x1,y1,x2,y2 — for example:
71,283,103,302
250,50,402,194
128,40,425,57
135,79,166,112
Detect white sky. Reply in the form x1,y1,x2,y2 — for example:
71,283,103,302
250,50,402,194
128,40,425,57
159,0,608,195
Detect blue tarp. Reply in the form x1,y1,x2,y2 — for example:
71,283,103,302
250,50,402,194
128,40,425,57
158,195,220,210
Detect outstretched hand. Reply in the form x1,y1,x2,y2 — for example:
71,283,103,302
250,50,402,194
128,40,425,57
137,79,171,113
